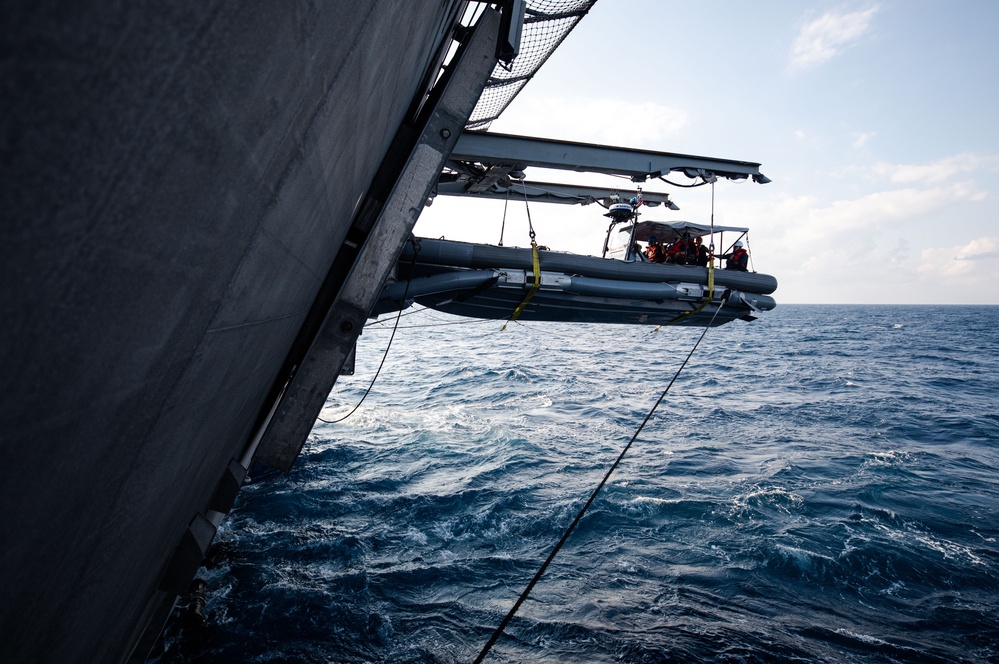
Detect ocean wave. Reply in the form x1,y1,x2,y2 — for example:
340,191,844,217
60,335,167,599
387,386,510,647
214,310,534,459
157,305,999,663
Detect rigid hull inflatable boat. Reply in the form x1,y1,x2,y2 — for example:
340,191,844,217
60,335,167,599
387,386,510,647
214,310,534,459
377,231,777,327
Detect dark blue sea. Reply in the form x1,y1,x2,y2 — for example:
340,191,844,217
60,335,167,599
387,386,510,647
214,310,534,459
153,305,999,663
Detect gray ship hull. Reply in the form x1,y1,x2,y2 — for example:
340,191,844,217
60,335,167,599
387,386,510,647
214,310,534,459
1,2,488,661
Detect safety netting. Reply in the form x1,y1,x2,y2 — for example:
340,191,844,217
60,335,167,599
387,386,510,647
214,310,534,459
465,0,598,130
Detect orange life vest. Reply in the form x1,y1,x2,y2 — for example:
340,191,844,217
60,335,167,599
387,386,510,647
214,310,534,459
726,247,748,270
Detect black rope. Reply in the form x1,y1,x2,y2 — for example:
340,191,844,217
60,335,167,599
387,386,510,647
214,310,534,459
473,292,731,663
365,304,432,326
317,238,420,424
657,175,710,188
499,187,509,246
522,178,536,241
369,317,495,330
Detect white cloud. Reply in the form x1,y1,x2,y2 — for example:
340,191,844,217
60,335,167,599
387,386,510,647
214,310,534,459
764,183,983,243
870,154,997,186
920,236,999,277
788,6,878,73
851,131,875,149
724,180,994,303
490,96,688,147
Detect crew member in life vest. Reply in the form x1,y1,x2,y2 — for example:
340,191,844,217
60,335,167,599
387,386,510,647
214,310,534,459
714,240,749,271
644,236,667,263
688,236,709,267
666,236,688,264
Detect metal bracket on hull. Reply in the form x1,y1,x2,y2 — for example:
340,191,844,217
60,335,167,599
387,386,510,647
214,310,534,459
158,514,217,595
496,0,526,63
207,459,248,515
252,9,503,472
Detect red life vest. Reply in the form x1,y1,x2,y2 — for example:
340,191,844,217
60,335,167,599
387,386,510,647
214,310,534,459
727,247,748,270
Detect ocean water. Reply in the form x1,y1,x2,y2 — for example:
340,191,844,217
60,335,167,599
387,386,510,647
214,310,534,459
152,305,999,663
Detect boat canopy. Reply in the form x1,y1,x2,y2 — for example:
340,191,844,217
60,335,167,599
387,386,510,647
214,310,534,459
622,220,748,244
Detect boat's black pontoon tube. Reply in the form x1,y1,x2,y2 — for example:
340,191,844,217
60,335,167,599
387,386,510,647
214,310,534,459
399,238,777,294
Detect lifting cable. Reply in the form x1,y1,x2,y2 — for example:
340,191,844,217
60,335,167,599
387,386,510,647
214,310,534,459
374,317,495,330
366,305,488,329
656,181,719,331
498,187,509,246
365,303,431,326
501,187,541,331
473,290,732,664
317,238,420,424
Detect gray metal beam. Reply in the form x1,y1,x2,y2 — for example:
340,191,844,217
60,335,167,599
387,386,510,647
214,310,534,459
253,8,502,471
450,131,769,183
434,179,677,207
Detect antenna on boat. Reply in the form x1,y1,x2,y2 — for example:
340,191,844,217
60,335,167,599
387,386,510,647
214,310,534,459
624,187,643,261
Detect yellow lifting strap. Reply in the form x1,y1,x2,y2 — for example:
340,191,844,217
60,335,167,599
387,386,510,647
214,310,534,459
502,240,541,330
656,260,716,330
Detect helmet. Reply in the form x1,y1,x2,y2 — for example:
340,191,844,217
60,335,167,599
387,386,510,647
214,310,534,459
733,241,744,248
648,236,658,243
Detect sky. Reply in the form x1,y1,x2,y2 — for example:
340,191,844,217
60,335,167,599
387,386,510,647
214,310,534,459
415,0,999,304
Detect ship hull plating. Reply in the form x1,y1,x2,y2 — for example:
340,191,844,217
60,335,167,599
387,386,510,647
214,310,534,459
1,2,469,661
